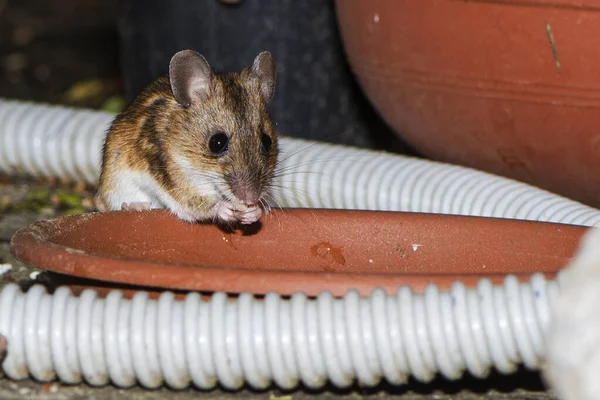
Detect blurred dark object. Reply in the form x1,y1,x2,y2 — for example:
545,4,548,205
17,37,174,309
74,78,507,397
118,0,409,152
0,0,122,109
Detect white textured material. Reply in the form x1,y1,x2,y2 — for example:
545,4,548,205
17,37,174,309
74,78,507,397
1,98,600,225
0,100,107,184
545,227,600,400
272,139,600,226
0,98,598,391
0,275,558,390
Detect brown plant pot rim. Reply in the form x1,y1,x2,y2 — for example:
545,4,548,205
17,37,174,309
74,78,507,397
10,209,588,297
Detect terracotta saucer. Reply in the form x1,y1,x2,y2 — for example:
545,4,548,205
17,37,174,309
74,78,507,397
10,209,588,297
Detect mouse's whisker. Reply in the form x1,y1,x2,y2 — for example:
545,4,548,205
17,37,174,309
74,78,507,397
274,154,369,176
275,141,325,165
262,193,287,229
262,193,283,212
258,197,274,215
275,188,323,206
271,170,330,180
266,190,320,222
276,148,369,168
268,184,326,209
277,151,367,164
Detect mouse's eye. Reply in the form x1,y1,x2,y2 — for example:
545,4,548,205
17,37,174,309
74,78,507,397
209,132,229,155
261,133,272,155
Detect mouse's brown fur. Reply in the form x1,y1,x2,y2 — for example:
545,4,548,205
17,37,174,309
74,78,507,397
96,51,278,223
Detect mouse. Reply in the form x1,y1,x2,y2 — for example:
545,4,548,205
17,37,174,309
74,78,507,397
95,49,278,225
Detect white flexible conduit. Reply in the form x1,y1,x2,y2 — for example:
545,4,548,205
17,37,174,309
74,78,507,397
0,98,599,390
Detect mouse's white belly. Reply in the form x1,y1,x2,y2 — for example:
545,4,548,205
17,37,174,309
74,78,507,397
105,170,199,221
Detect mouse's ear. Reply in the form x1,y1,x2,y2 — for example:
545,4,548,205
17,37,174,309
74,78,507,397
169,50,213,108
250,51,276,104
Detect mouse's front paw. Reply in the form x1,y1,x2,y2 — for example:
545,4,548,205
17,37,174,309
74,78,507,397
121,202,153,212
215,202,262,224
237,206,262,225
215,201,237,222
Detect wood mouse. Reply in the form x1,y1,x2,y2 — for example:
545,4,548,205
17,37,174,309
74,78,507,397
95,49,278,224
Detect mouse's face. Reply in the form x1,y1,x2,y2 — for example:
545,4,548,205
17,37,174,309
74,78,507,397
172,74,278,207
167,50,278,209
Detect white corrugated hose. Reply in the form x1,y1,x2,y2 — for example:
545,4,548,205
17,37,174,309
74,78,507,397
0,98,598,390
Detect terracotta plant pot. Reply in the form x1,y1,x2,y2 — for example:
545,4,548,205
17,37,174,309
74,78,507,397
335,0,600,208
10,209,587,297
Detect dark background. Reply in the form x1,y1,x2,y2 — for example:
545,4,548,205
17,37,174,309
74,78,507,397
0,0,410,153
0,0,122,109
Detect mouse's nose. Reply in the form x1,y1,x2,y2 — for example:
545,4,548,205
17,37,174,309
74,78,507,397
226,172,261,205
238,191,260,206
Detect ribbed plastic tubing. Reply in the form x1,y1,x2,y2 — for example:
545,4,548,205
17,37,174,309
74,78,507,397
0,98,597,389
